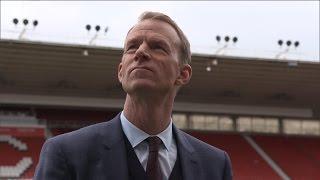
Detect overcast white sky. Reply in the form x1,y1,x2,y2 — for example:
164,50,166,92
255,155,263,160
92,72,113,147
1,1,319,61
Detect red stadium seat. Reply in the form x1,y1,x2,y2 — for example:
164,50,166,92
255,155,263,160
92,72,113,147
188,131,282,180
253,135,320,180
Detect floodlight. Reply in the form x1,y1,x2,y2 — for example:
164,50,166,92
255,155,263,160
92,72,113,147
211,59,218,66
23,19,29,26
95,25,100,31
286,40,292,47
232,37,238,43
86,24,109,45
33,20,38,27
276,39,301,59
83,49,89,56
13,18,19,25
216,35,221,42
86,25,91,31
224,36,230,42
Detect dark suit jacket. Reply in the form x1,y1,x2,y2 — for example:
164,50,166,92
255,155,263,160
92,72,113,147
34,113,232,180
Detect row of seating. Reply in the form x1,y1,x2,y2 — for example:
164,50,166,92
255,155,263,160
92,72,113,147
0,135,27,151
0,157,32,178
253,135,320,180
189,132,282,180
19,137,44,178
0,111,37,121
1,130,319,179
0,135,44,179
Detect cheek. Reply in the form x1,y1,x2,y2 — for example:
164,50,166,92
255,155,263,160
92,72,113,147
121,59,131,77
162,63,180,79
169,61,180,74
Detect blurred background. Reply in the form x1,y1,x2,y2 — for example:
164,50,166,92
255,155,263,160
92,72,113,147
0,1,319,179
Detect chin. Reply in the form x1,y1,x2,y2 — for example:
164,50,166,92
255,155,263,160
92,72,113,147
123,81,157,94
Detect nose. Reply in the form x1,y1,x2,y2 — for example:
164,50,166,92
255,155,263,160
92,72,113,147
134,42,151,62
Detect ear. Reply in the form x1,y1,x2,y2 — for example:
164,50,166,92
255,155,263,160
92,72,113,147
118,62,123,83
175,64,192,86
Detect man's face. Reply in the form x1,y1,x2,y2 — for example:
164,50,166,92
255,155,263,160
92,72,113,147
118,20,187,96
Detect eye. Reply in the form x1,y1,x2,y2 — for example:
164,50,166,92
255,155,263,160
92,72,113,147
126,44,137,53
154,45,164,50
151,44,168,53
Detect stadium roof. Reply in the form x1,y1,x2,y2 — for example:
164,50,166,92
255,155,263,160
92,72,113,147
0,39,319,118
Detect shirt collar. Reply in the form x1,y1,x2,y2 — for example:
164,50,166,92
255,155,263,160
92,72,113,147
120,111,173,151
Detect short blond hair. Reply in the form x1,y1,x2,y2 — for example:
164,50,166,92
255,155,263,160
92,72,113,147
138,11,191,65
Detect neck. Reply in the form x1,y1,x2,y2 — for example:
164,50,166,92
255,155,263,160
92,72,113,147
123,93,174,135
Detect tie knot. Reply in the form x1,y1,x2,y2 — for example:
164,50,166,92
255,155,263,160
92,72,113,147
146,136,162,152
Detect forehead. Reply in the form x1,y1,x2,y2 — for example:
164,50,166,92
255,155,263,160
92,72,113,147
125,20,180,46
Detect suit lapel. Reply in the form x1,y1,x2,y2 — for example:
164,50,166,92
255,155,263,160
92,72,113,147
94,114,204,180
96,114,129,180
173,125,204,180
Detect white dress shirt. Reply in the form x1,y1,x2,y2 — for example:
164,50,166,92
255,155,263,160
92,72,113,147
120,111,177,180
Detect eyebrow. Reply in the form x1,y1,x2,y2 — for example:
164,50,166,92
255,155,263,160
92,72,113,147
149,38,171,51
149,37,168,45
126,37,141,45
125,35,171,49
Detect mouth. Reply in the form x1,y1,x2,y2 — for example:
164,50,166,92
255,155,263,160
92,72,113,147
131,66,153,73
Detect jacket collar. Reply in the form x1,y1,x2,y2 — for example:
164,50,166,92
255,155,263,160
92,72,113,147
97,113,130,180
173,125,204,180
97,113,203,180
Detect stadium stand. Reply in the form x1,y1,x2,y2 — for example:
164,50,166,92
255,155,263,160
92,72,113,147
20,136,45,179
253,135,320,180
1,39,319,179
0,111,38,125
0,135,27,151
0,157,32,178
189,131,282,180
0,135,44,179
0,110,45,179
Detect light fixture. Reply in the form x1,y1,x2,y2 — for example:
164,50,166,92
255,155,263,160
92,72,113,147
216,35,221,43
86,24,109,45
13,18,18,25
23,19,29,25
286,40,292,47
95,25,100,31
206,66,212,72
224,36,230,42
12,18,39,40
83,49,89,56
211,59,218,66
275,38,301,59
86,24,91,31
232,37,238,43
278,40,283,47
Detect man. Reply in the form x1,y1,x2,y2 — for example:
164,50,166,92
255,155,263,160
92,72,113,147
35,11,232,180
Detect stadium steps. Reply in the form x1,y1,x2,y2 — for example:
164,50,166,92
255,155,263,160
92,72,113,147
252,135,320,180
243,134,290,180
0,135,44,179
188,131,282,179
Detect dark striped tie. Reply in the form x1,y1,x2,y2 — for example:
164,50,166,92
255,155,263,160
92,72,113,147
146,136,163,180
